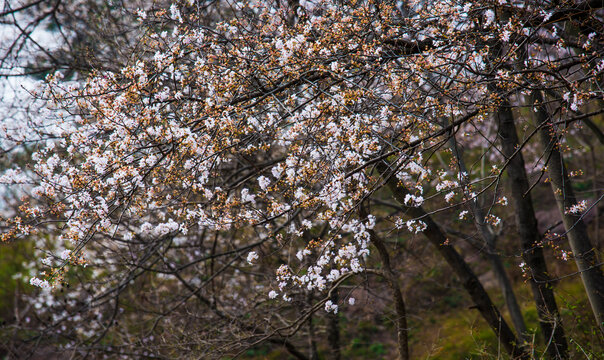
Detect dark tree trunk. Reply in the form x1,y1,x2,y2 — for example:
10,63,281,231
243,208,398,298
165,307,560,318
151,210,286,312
446,122,528,341
376,161,529,359
360,204,409,360
532,90,604,334
326,290,341,360
497,101,568,359
307,293,320,360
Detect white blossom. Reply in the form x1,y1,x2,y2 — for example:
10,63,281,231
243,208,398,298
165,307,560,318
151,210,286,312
324,300,338,313
60,250,71,260
30,277,51,289
246,251,259,264
406,220,427,234
404,194,424,207
484,9,495,26
566,200,587,215
257,175,271,191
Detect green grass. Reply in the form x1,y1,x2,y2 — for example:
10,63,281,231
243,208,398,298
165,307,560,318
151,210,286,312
410,275,604,359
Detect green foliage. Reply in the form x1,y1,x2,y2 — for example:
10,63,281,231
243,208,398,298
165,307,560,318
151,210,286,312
443,293,463,308
571,180,592,192
348,338,387,358
0,240,32,321
244,345,270,357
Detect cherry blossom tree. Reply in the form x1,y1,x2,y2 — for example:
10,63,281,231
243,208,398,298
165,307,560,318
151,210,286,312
2,0,604,359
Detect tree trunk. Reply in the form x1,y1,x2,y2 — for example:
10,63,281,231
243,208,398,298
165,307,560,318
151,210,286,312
446,122,528,342
360,204,409,360
307,293,320,360
497,101,568,359
326,290,341,360
376,161,529,359
532,90,604,334
589,144,601,253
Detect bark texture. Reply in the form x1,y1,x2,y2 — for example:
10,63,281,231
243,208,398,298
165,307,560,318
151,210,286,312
326,290,341,360
533,91,604,334
497,101,568,358
376,161,529,359
447,123,528,341
361,204,409,360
